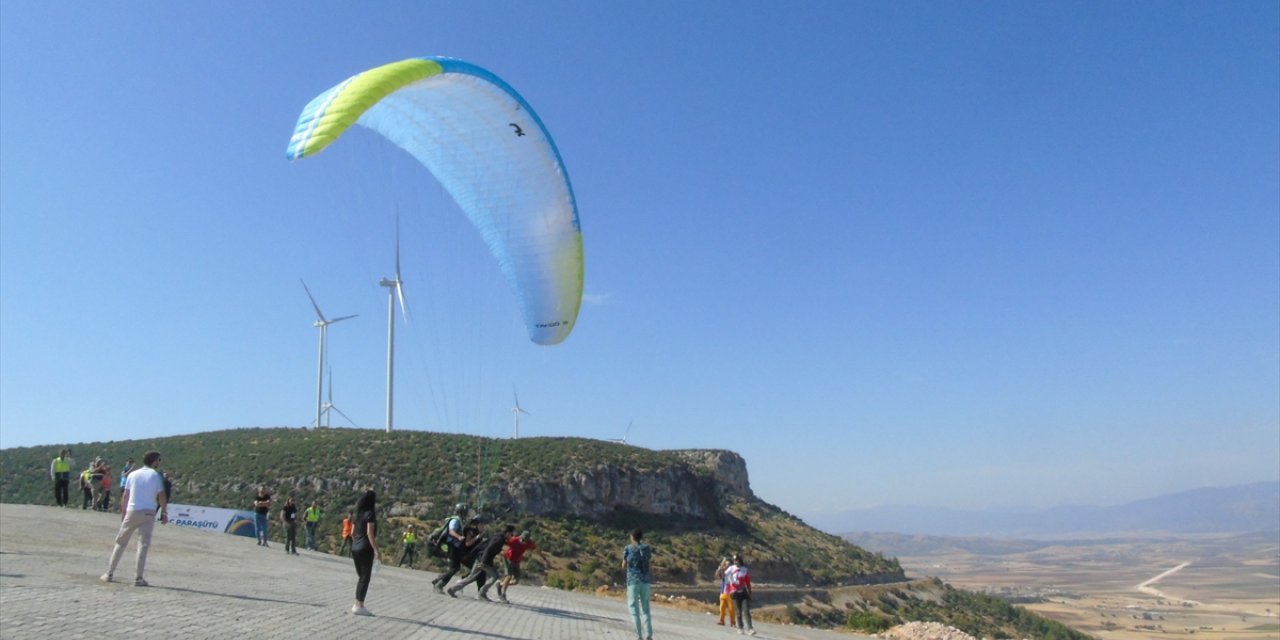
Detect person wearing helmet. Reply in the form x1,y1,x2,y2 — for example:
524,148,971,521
431,504,471,594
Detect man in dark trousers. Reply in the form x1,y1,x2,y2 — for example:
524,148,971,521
430,504,472,594
448,524,513,601
280,496,300,555
50,449,73,507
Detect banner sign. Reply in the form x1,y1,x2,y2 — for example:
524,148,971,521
167,503,258,538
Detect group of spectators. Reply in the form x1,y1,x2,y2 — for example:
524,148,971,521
249,486,320,554
49,449,171,513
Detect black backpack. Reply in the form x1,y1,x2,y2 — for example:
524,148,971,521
426,517,454,558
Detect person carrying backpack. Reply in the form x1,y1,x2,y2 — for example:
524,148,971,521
622,528,653,640
430,504,471,594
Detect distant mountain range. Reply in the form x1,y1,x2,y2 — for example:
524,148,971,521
810,481,1280,537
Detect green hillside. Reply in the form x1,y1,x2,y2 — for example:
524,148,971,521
1,428,899,586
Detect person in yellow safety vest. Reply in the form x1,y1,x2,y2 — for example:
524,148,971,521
50,449,73,507
398,525,418,567
303,501,321,551
80,466,95,509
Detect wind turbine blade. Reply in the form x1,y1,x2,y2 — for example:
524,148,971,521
513,385,521,409
300,279,327,323
330,314,358,324
327,366,333,403
519,408,531,416
331,405,359,428
396,282,409,323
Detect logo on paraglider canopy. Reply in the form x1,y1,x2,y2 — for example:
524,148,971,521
509,123,526,137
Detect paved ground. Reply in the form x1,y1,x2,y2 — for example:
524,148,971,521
0,504,866,640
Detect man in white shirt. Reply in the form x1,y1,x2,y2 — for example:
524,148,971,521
101,450,168,586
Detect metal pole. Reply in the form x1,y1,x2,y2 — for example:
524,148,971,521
383,282,395,433
315,324,325,429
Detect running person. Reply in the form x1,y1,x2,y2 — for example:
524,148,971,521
498,529,549,603
430,504,471,594
447,524,512,600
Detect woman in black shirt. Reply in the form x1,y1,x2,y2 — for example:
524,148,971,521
350,489,379,616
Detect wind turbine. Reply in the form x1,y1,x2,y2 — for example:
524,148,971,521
379,216,409,433
511,387,530,439
609,420,633,444
314,366,358,428
302,280,357,430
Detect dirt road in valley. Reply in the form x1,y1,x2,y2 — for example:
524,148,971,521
1136,562,1202,605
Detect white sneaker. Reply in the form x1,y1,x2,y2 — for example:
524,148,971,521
351,604,373,616
747,630,757,636
99,574,112,583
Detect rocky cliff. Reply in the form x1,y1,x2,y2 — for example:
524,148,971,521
486,449,750,521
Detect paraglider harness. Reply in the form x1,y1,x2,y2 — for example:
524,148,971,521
426,516,459,558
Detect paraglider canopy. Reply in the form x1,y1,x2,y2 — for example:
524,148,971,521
287,57,583,345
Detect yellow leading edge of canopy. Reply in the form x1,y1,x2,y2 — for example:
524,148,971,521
300,58,444,157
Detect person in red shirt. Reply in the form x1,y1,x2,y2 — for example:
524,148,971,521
727,554,755,635
497,529,548,603
98,464,113,512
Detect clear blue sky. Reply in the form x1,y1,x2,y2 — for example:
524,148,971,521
2,1,1277,518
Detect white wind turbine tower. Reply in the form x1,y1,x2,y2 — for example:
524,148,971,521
379,218,409,433
315,366,358,428
511,387,530,439
302,280,357,430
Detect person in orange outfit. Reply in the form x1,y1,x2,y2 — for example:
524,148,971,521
338,512,354,556
715,557,737,627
